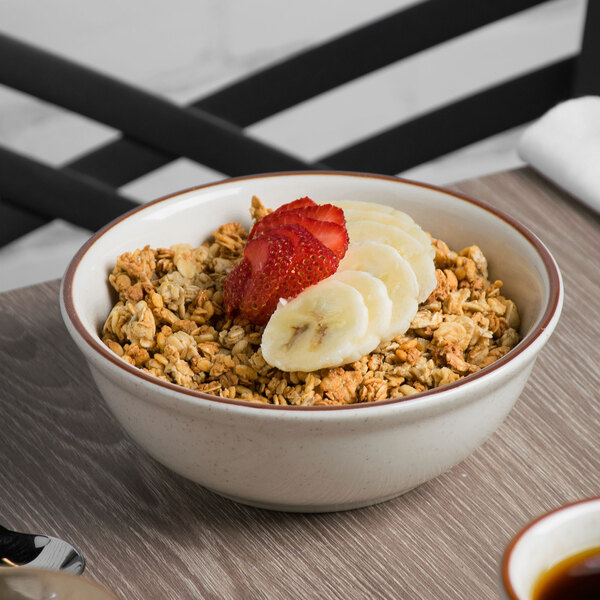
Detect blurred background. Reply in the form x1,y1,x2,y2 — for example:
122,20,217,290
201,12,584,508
0,0,586,292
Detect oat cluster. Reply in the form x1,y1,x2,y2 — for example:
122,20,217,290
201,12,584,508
101,198,520,406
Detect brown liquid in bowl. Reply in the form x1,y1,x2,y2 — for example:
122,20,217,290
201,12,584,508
532,547,600,600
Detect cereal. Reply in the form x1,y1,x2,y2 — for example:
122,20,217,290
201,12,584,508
101,200,521,406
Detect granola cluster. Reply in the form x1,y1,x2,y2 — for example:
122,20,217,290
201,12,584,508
101,199,520,406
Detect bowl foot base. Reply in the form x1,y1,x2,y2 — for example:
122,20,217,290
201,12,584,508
205,486,416,513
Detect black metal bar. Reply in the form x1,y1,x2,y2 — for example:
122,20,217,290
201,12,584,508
67,0,551,187
0,33,317,179
0,0,563,244
0,201,47,247
67,137,174,189
572,0,600,96
0,145,138,231
321,58,575,174
198,0,552,126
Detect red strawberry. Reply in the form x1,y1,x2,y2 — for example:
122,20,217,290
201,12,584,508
294,204,346,227
224,197,348,324
237,226,338,324
272,196,316,214
223,258,251,315
248,210,348,260
236,233,294,324
269,225,339,290
302,218,348,260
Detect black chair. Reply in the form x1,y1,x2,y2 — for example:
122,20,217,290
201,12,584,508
0,0,597,247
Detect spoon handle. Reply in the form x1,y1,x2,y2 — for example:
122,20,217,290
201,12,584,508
0,525,47,566
0,525,13,537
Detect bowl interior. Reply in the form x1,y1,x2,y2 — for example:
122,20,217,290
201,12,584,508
67,173,554,381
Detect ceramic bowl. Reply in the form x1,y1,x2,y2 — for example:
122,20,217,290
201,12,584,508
501,497,600,599
60,172,562,512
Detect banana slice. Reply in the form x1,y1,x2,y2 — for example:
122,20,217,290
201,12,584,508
345,221,436,303
331,269,392,346
341,208,434,259
339,242,419,340
261,279,369,372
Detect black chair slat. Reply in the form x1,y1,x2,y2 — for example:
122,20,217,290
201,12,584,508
0,201,47,247
68,138,173,188
0,145,138,231
67,0,550,187
321,58,575,174
0,0,579,248
572,0,600,96
0,33,316,179
199,0,551,127
1,137,169,245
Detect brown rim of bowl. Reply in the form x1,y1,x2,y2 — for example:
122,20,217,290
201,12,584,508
62,170,561,412
501,496,600,599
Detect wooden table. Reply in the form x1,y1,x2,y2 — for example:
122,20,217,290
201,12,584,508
1,167,599,599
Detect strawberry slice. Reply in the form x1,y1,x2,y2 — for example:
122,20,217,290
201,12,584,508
272,196,316,214
294,204,346,227
248,211,348,260
223,257,251,315
268,225,339,289
237,226,338,324
237,233,294,324
224,197,348,324
302,218,348,260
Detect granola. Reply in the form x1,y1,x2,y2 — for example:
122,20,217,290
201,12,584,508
101,198,520,406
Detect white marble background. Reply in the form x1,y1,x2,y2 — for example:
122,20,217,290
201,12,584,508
0,0,586,291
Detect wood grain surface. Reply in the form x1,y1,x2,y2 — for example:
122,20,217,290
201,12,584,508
0,167,599,600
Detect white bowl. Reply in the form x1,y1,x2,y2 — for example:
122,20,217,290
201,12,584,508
60,172,562,512
501,497,600,599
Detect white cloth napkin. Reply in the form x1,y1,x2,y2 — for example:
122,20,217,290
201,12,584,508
517,96,600,214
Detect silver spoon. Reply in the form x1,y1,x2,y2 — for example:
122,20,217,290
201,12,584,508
0,525,85,574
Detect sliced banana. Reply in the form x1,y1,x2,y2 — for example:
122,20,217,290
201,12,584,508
331,269,392,346
345,221,436,303
342,208,434,259
339,242,419,340
261,279,369,372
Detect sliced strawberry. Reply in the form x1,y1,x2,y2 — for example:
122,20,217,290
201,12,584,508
272,196,316,214
303,218,348,260
283,227,339,289
224,258,251,315
225,197,348,324
293,204,346,227
266,223,308,249
239,233,295,324
239,226,338,324
248,211,348,260
259,225,338,295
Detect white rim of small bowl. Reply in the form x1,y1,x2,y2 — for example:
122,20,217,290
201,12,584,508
501,497,600,599
61,170,562,412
